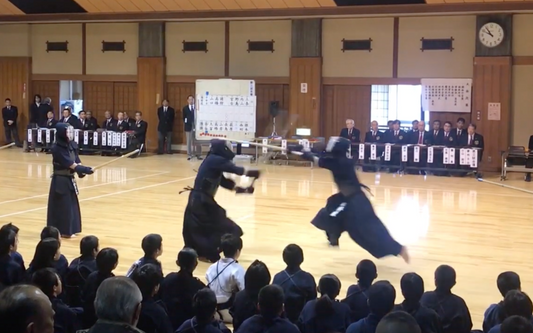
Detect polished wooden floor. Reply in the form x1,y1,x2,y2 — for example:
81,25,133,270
1,148,533,327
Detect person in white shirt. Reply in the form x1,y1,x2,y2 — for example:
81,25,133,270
206,234,245,323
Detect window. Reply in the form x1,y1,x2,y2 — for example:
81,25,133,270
371,85,389,126
371,84,423,128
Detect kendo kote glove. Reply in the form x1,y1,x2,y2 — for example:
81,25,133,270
245,169,261,179
235,186,255,194
74,165,94,175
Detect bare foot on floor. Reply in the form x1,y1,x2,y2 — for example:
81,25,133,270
400,247,410,264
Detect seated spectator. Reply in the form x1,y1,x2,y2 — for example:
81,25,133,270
340,119,360,143
500,315,533,333
342,259,377,322
78,277,142,333
0,284,55,333
126,234,163,277
483,271,521,333
160,248,206,330
0,227,24,288
376,311,421,333
206,233,245,323
488,290,533,333
238,284,299,333
346,281,396,333
298,274,351,333
64,235,99,307
25,238,61,281
1,223,24,270
176,288,231,333
82,247,119,328
230,260,271,331
272,244,317,323
394,273,442,333
40,226,69,278
420,265,472,333
32,268,78,333
131,263,173,333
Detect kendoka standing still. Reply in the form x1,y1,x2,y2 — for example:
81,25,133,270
181,139,260,263
47,123,94,238
292,137,409,263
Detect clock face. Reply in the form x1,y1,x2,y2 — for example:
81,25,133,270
479,22,504,48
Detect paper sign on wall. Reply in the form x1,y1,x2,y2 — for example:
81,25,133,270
300,83,308,93
488,102,501,121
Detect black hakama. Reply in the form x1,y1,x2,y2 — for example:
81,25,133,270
182,151,249,262
46,142,83,237
300,149,403,259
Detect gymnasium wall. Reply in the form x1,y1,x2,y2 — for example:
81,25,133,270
511,14,533,146
0,16,530,149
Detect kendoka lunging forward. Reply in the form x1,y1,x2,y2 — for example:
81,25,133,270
293,137,409,263
182,139,260,262
47,123,94,238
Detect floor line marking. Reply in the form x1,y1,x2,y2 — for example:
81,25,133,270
0,176,195,219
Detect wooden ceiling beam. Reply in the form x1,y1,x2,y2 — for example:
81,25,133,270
1,1,533,22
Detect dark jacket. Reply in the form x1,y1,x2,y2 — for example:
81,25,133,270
77,320,144,333
420,290,472,333
116,120,130,132
133,120,148,145
2,106,18,127
182,105,195,132
364,130,383,143
136,298,173,333
410,130,432,145
52,297,79,333
340,128,360,143
103,118,117,131
158,106,175,133
238,315,300,333
451,128,468,146
394,301,443,333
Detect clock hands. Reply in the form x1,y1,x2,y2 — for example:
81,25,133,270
483,28,493,37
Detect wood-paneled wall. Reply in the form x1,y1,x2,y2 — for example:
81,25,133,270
137,57,165,150
166,83,194,145
473,57,512,171
32,80,60,114
289,57,322,136
323,85,371,139
83,82,137,123
0,57,31,144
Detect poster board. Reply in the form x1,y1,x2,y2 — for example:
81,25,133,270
195,79,256,141
421,78,472,113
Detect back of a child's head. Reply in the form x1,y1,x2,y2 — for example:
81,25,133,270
258,284,284,318
282,244,304,268
376,311,421,333
40,226,60,241
501,315,533,333
503,290,533,319
1,223,19,235
434,265,456,292
356,259,377,288
498,271,521,298
96,247,119,274
368,280,396,318
400,272,424,303
178,247,198,271
315,274,341,317
245,260,271,298
80,235,99,258
141,234,163,258
193,288,218,324
220,234,242,258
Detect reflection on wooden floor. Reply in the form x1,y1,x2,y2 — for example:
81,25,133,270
1,149,532,327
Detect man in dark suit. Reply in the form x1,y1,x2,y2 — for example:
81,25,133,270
451,117,468,147
157,99,174,155
85,111,99,131
102,111,117,131
431,120,443,145
46,111,57,129
364,120,383,143
2,98,21,147
115,112,129,133
124,111,135,128
59,107,80,129
182,95,202,160
385,120,406,144
439,121,455,147
467,123,484,161
411,121,432,145
340,119,360,143
407,119,419,143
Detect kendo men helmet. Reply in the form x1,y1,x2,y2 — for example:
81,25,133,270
55,123,74,143
209,139,235,160
326,136,350,156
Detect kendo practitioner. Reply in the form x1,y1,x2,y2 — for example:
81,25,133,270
47,123,94,238
291,137,409,263
181,139,260,263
